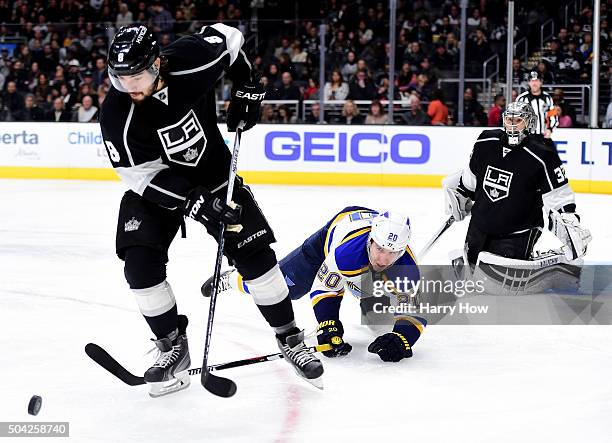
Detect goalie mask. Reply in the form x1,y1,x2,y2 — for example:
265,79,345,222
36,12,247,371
502,102,536,146
108,25,160,93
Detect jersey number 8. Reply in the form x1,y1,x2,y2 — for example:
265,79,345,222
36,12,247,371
104,141,121,162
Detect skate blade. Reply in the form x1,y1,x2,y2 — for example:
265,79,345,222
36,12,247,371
148,370,191,398
304,375,324,390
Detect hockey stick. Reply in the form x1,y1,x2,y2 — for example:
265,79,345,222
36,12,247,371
417,215,455,262
200,123,245,397
85,342,332,387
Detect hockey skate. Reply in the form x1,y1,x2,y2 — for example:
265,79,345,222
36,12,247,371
201,268,236,298
144,315,191,398
277,330,324,389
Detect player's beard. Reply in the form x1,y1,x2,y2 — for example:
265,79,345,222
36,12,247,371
129,76,162,105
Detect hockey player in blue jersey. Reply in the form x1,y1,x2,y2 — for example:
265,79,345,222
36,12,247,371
203,207,427,363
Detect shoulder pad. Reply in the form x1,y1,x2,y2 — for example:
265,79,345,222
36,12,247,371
334,228,371,277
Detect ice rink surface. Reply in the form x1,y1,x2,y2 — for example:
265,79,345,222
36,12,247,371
1,179,611,443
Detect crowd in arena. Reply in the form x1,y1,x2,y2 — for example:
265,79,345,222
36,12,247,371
0,0,609,126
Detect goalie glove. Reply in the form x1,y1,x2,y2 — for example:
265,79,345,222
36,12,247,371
548,211,592,260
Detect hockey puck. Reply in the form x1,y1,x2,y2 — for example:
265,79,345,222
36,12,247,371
28,395,42,416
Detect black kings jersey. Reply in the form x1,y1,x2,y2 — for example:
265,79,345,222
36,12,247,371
100,24,252,209
459,129,575,235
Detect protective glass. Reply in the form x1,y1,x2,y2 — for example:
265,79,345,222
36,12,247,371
109,64,159,93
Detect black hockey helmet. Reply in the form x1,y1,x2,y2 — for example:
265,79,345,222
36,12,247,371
108,25,160,93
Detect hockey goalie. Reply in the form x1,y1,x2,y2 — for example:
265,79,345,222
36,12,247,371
442,102,592,294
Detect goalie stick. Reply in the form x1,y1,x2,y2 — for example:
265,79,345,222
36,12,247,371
417,215,455,262
85,342,332,387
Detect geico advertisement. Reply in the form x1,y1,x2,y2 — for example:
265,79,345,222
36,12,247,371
0,123,610,183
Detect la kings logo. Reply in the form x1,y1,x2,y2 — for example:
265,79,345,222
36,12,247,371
157,110,207,167
483,165,513,202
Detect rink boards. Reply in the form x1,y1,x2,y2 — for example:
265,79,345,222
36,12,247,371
0,123,610,194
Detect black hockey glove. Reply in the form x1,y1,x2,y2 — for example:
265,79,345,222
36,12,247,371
317,319,352,358
227,79,265,132
368,332,413,362
184,186,242,225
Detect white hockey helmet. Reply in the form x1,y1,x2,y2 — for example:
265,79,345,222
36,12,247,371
369,211,412,253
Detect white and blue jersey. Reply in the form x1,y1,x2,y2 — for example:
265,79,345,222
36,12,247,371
236,206,426,340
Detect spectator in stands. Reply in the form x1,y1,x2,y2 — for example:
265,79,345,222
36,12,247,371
545,38,564,69
427,89,449,125
467,28,492,70
557,40,584,83
33,73,51,104
260,104,278,124
403,95,430,126
579,33,593,61
410,73,433,102
278,53,296,77
511,57,528,85
93,57,107,89
7,60,30,93
444,33,458,58
323,69,349,101
274,36,292,60
487,94,505,127
348,69,376,100
404,42,425,67
397,62,415,93
1,81,24,120
555,104,573,128
305,102,324,124
303,78,320,100
461,87,487,126
365,100,387,125
553,88,577,125
341,51,358,81
266,63,280,88
411,18,433,45
290,40,308,63
418,58,439,86
558,27,570,49
467,8,481,31
77,95,98,123
66,60,83,92
431,43,455,70
338,99,364,125
15,94,44,121
277,72,302,101
536,61,555,84
152,1,174,34
603,102,612,128
278,104,298,124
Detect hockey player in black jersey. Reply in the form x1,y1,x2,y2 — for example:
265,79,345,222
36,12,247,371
442,101,591,266
99,25,323,396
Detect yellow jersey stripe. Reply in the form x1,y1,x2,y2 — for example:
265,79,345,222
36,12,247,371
311,290,345,306
340,265,370,277
323,210,370,257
